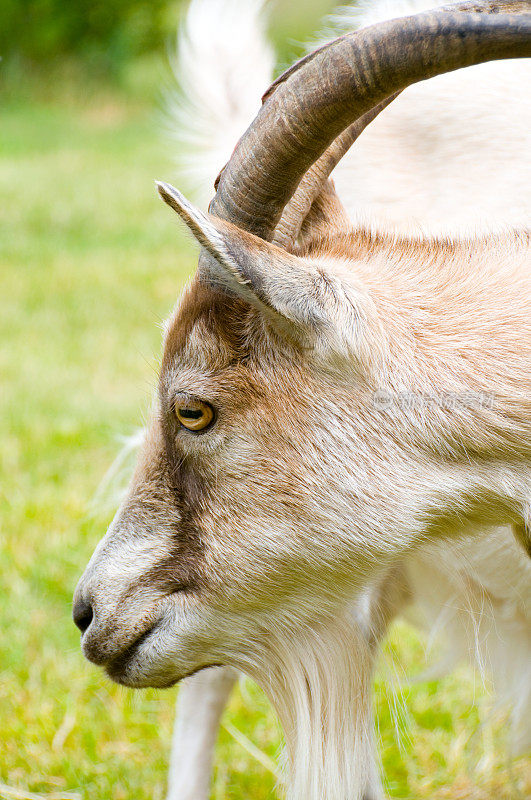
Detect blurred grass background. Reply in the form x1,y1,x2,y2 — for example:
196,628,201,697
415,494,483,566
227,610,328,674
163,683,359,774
1,1,530,798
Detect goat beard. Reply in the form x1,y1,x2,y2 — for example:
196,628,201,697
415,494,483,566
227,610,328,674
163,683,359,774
231,605,383,800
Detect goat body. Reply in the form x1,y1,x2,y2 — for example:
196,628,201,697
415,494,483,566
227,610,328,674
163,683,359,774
74,2,531,799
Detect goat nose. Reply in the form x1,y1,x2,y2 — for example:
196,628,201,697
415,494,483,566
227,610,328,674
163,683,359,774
73,596,93,634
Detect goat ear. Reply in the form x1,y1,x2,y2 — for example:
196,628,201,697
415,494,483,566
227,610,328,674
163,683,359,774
157,181,271,310
156,181,371,352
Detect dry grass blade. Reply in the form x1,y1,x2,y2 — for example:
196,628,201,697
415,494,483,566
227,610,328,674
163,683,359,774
0,785,82,800
221,722,282,781
51,710,77,753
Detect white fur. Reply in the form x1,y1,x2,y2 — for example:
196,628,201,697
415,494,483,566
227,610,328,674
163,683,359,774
238,609,382,800
335,59,531,236
170,0,531,234
405,528,531,755
316,0,531,236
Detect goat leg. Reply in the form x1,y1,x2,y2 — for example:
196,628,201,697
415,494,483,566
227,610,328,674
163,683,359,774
166,666,238,800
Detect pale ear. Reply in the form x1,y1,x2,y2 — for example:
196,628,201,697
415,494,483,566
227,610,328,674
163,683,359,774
156,181,373,353
157,181,267,310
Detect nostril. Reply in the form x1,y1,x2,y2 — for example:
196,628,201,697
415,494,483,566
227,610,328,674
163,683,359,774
73,597,93,634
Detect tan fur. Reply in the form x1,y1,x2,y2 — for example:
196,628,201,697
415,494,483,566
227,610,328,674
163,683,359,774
301,228,531,459
75,217,530,676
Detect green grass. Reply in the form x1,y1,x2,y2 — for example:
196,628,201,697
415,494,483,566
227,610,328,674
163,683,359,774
1,88,529,800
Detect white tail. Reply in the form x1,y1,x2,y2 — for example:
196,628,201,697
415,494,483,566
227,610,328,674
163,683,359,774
168,0,274,209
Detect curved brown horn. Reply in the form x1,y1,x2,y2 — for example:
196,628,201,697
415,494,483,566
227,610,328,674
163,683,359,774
208,1,530,244
263,0,530,105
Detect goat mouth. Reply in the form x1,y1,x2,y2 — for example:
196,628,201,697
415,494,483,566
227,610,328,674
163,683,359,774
101,596,210,688
103,622,196,689
104,624,160,685
105,628,220,689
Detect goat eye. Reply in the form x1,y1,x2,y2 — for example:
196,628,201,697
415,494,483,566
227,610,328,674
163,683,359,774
175,402,214,432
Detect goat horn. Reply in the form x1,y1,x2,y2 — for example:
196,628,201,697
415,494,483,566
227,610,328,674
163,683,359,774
272,94,400,249
208,1,531,245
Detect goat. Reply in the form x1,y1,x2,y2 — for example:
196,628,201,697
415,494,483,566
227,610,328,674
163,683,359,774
73,2,531,798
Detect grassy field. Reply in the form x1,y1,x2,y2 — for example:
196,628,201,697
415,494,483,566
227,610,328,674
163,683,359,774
1,83,529,800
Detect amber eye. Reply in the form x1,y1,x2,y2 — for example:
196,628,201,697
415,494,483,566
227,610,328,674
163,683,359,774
175,401,215,432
